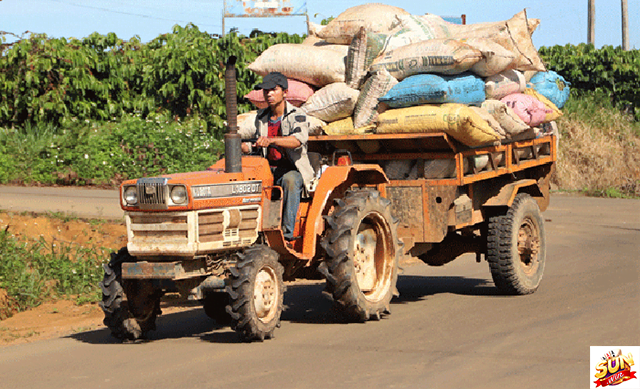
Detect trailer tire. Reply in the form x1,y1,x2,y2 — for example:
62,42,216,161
319,189,401,322
203,292,232,326
487,193,546,295
99,247,163,341
225,245,285,342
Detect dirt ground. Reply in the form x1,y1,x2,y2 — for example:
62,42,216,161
0,211,129,347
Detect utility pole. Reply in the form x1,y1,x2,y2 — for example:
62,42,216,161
621,0,629,50
588,0,595,45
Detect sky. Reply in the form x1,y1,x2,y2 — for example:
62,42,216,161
1,0,638,50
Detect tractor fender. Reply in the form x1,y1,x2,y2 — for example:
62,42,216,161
301,164,389,257
482,179,544,208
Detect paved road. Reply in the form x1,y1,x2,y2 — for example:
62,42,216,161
0,185,123,220
0,189,638,389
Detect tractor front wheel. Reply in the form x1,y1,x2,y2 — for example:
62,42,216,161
225,245,285,342
99,247,163,341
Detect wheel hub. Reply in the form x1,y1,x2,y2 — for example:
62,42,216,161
518,218,540,274
354,229,377,292
254,267,278,322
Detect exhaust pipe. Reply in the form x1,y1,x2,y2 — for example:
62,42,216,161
224,56,242,173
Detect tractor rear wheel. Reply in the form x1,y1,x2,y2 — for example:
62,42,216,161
225,245,285,342
319,189,401,321
99,247,163,341
487,193,546,295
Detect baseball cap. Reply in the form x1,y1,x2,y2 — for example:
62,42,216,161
254,72,288,90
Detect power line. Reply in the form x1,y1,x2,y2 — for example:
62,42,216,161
45,0,222,28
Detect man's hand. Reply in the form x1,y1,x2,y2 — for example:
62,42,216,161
254,136,301,149
254,136,274,148
241,142,251,154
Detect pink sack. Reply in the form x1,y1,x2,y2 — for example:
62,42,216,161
244,79,315,109
500,93,552,127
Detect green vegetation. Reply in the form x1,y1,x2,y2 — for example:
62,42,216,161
0,26,304,186
539,44,640,121
0,229,105,318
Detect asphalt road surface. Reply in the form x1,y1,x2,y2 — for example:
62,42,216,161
0,188,638,389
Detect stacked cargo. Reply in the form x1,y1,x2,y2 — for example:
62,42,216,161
246,3,570,151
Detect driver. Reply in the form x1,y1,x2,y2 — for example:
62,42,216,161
239,72,315,244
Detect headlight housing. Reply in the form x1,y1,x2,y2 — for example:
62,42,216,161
123,186,137,205
170,185,188,205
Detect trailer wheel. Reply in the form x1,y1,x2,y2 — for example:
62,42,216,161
202,292,232,326
225,245,285,342
99,247,163,341
487,193,546,295
319,189,401,322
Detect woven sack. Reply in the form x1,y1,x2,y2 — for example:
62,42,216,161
527,70,571,109
523,88,563,122
382,14,455,52
380,73,485,108
460,38,516,77
485,69,526,100
248,44,346,87
481,100,530,137
370,39,482,80
345,29,390,89
322,117,375,136
469,106,507,139
448,10,545,72
307,116,327,136
500,93,551,127
317,3,409,44
353,68,398,128
301,82,360,122
376,104,500,147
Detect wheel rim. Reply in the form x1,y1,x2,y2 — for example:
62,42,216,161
253,266,279,323
517,217,540,275
353,213,393,302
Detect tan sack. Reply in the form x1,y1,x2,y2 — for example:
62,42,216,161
469,106,507,139
238,111,258,135
485,69,526,100
460,38,516,77
376,104,500,147
307,115,328,136
317,3,409,44
370,39,482,80
448,10,546,72
345,29,389,89
382,14,455,51
301,82,360,122
322,117,375,136
248,44,346,87
353,68,398,128
481,100,530,137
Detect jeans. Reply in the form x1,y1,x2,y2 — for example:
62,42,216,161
273,168,303,241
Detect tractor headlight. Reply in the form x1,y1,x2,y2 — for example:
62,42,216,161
170,185,188,205
123,186,138,205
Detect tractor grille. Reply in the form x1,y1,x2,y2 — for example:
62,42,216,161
126,205,261,256
128,213,189,245
137,178,167,206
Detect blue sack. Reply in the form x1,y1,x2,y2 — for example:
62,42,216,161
379,73,486,108
528,71,571,109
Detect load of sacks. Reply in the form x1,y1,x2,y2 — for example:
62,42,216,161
240,3,570,149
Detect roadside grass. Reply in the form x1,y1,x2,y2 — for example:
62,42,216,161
552,91,640,198
0,230,106,320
